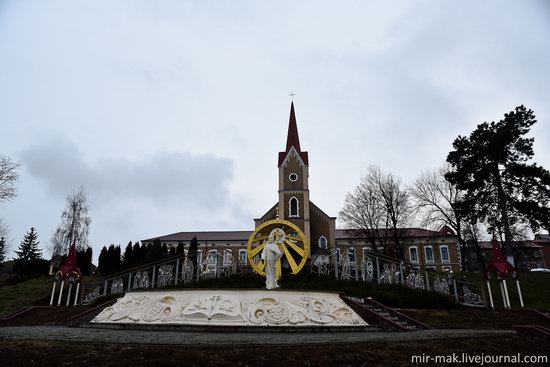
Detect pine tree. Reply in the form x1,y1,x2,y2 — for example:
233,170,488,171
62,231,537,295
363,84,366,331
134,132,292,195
97,246,108,275
122,241,133,270
132,242,141,267
168,245,176,257
446,106,550,263
176,242,185,255
15,227,42,261
188,237,199,276
76,247,93,276
145,239,163,263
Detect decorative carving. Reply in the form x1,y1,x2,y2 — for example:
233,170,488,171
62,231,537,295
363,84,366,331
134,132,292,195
340,257,351,280
157,265,173,288
182,258,194,283
92,290,367,327
361,257,374,282
380,263,400,285
82,286,100,305
111,278,124,294
406,272,425,290
311,254,330,276
462,285,484,306
132,271,150,289
433,276,450,295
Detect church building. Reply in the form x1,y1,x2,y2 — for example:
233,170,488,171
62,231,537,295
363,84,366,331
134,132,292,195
144,103,461,273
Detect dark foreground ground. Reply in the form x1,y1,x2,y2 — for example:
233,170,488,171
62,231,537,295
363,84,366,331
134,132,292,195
1,334,548,367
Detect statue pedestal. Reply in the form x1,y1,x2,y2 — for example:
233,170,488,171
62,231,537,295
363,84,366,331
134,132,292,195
91,289,367,327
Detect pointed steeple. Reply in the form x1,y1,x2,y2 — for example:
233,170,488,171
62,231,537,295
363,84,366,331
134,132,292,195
58,240,82,280
278,102,308,166
286,102,301,152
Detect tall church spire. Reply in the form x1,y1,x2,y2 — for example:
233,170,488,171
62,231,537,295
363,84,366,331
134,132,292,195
286,102,301,152
278,102,308,166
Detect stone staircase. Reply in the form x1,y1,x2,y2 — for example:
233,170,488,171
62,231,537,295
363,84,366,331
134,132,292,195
341,296,431,331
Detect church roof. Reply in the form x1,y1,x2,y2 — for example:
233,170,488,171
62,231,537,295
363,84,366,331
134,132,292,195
145,227,457,243
278,102,309,166
143,231,252,243
477,240,543,249
335,228,456,239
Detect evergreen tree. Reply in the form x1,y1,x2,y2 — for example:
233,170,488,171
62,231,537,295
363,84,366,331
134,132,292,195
446,106,550,263
97,246,108,275
122,241,134,270
76,248,93,276
176,242,185,255
161,243,168,258
84,247,93,275
15,227,42,261
106,244,121,275
168,245,176,257
145,239,163,263
188,237,198,275
132,242,141,267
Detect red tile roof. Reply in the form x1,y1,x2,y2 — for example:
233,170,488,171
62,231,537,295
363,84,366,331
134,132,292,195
477,241,543,249
335,228,454,240
143,231,252,243
144,227,456,243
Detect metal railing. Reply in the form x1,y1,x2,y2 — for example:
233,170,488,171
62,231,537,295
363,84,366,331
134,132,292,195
310,250,486,308
80,250,250,306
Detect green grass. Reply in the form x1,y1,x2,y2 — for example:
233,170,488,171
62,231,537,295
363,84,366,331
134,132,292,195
456,271,550,309
0,276,52,315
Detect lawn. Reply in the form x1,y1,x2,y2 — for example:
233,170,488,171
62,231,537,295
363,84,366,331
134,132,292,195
456,271,550,310
0,276,52,315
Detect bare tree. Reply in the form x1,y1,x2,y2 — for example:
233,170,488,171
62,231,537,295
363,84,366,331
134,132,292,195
462,220,486,272
340,165,411,257
50,186,92,256
410,165,468,269
0,219,10,262
0,155,21,203
339,174,391,253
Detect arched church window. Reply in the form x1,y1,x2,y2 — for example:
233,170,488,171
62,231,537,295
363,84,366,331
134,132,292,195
289,197,299,217
318,236,327,249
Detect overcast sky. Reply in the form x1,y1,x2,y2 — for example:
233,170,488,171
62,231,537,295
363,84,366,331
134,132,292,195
1,0,549,260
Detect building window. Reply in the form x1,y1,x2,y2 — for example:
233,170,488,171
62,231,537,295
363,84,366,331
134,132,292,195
289,197,299,217
197,250,203,265
239,249,247,265
409,246,419,263
336,249,341,263
440,245,450,262
425,246,434,263
289,173,298,182
348,247,356,263
318,236,327,249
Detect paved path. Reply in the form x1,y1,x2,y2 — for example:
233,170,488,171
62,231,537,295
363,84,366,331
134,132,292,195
0,326,515,346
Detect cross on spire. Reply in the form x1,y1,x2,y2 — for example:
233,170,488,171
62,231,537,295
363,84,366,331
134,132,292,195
289,92,296,101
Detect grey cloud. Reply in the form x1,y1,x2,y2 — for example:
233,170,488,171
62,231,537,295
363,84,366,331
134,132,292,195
20,137,234,209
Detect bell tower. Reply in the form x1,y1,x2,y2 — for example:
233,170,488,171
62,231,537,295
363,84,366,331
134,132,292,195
278,102,311,255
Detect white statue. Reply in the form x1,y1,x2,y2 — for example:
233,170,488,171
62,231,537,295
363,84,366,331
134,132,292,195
261,229,284,290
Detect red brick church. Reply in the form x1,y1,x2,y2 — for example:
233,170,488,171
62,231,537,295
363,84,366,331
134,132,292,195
144,103,461,272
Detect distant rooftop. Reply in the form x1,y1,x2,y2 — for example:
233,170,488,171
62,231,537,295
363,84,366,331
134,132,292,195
143,227,457,243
